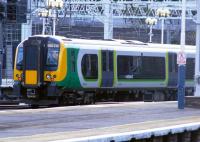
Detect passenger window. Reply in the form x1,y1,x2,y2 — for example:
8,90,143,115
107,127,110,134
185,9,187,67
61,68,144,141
117,55,165,80
141,56,165,79
117,55,142,79
81,54,98,79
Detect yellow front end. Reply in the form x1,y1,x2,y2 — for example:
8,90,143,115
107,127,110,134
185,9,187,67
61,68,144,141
14,42,67,84
25,70,38,85
14,45,23,82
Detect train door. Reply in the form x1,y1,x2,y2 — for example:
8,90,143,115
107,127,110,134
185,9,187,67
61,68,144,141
23,37,45,87
101,50,114,87
168,52,178,87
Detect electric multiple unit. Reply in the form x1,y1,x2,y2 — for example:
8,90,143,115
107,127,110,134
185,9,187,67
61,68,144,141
13,35,195,106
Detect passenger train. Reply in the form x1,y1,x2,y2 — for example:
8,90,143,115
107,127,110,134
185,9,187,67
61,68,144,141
13,35,195,106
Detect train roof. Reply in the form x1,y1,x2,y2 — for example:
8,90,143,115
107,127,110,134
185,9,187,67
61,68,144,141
28,35,196,54
63,38,195,54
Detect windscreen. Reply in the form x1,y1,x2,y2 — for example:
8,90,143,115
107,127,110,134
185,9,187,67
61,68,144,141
46,41,60,66
16,47,23,66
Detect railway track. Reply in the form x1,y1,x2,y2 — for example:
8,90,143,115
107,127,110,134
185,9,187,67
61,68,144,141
0,100,178,110
0,99,128,109
0,105,29,110
0,100,122,110
0,100,29,110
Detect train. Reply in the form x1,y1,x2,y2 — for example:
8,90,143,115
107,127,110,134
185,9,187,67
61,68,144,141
13,35,195,107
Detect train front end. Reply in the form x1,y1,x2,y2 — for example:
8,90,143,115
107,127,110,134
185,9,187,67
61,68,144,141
13,36,66,106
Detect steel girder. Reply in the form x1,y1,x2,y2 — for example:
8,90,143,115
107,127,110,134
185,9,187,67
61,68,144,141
31,0,197,20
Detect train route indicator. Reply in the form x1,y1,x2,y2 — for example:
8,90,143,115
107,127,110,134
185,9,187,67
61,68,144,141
177,51,186,65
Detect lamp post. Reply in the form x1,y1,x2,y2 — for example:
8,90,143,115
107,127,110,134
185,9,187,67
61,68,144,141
145,18,157,43
46,0,64,36
38,9,50,35
156,8,170,44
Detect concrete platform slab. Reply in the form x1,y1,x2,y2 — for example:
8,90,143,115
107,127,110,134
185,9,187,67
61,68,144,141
0,101,200,142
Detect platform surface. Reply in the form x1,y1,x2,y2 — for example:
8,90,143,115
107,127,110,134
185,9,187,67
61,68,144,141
0,101,200,142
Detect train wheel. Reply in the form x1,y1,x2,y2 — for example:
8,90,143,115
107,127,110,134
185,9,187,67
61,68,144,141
58,93,69,106
82,93,95,105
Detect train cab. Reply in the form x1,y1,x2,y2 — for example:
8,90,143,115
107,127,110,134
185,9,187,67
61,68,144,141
13,35,66,105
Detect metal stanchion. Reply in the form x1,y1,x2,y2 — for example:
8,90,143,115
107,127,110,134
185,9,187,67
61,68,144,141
177,0,186,109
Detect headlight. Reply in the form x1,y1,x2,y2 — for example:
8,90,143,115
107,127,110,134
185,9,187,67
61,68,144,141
46,74,51,80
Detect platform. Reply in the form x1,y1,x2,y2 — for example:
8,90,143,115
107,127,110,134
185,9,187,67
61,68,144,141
185,96,200,108
0,101,200,142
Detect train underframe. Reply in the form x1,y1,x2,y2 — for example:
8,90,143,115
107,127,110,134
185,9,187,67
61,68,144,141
13,82,194,107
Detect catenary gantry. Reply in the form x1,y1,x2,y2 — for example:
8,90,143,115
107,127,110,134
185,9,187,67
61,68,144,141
31,0,197,20
28,0,197,39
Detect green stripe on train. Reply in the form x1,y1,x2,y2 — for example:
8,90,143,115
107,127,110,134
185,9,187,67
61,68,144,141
98,50,102,87
113,50,117,86
57,46,82,89
165,52,169,86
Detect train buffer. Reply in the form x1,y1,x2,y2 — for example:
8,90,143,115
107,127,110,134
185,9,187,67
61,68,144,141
1,102,200,142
